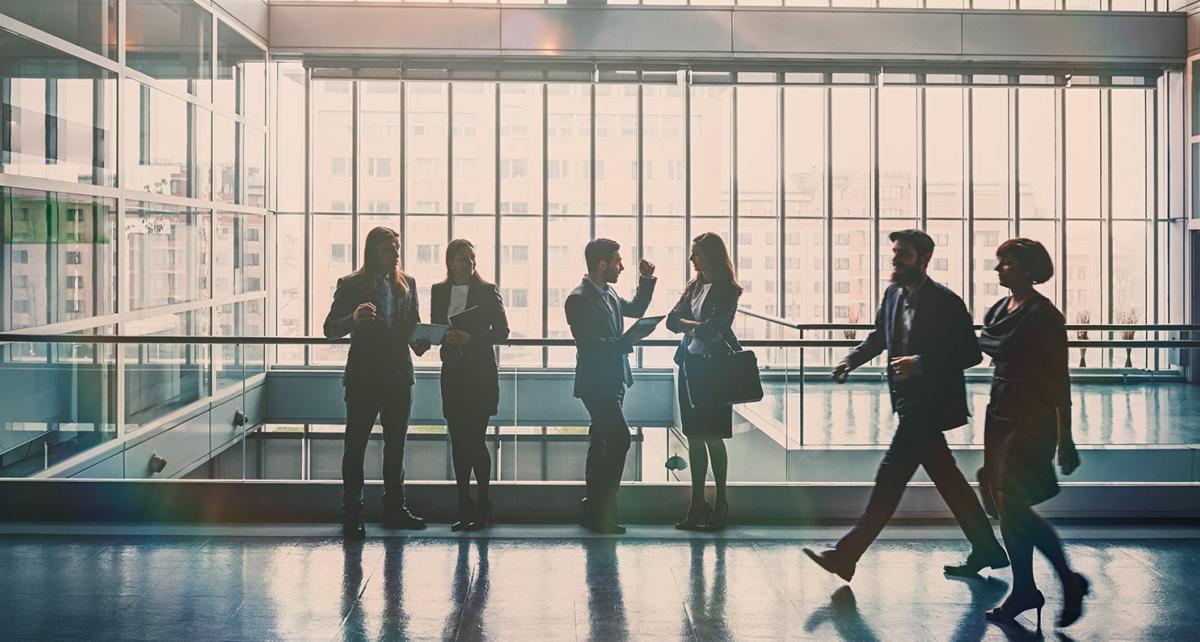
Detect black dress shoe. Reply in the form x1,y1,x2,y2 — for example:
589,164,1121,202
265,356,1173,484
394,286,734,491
803,547,855,582
384,506,427,530
342,520,366,541
451,498,476,532
944,548,1010,578
465,498,493,531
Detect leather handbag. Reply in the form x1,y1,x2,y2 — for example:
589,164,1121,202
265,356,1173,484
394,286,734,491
684,338,764,407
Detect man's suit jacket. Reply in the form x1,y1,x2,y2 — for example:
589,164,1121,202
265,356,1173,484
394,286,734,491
842,279,982,431
665,280,743,367
323,272,423,387
430,279,510,416
564,275,656,399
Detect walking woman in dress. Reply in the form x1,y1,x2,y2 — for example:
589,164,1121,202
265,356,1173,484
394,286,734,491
430,239,510,531
666,232,743,531
980,238,1089,629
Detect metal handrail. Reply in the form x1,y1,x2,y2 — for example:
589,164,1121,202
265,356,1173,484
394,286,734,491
735,307,1200,333
1,333,1198,349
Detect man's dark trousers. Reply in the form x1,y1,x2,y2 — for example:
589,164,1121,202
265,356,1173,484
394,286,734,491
581,389,630,521
342,378,412,518
834,414,998,563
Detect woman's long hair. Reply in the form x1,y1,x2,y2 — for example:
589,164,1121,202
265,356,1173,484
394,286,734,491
353,226,408,294
686,232,742,295
443,238,483,285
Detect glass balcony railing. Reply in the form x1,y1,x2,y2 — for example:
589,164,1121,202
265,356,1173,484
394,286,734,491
2,315,1197,483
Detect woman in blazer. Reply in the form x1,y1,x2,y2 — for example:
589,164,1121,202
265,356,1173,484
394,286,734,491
666,232,743,531
979,238,1088,629
430,239,510,531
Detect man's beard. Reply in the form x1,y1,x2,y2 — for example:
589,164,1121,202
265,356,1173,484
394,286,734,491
890,264,919,285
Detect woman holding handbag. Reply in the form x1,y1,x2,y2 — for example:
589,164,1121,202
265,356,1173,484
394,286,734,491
666,232,743,531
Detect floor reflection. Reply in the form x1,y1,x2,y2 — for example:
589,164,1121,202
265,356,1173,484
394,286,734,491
2,529,1199,641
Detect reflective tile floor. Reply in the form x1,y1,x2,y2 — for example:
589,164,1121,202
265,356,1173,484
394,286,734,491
1,524,1198,641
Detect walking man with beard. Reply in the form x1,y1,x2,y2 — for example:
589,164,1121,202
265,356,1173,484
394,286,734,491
803,229,1009,582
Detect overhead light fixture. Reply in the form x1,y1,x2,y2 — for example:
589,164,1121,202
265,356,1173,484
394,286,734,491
1065,71,1073,88
877,67,885,89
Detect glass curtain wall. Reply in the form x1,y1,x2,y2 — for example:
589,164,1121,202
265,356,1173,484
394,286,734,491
1,1,269,473
277,69,1169,372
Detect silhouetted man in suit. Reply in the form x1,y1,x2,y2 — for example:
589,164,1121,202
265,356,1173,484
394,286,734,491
324,226,430,540
565,238,656,534
805,229,1008,581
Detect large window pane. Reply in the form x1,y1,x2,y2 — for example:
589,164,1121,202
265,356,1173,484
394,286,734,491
126,0,211,98
972,88,1009,218
1112,220,1148,368
879,87,917,219
216,300,264,391
1112,89,1148,219
737,218,779,321
547,84,590,216
216,20,264,121
192,105,211,201
643,85,684,216
125,80,189,197
831,219,870,325
214,115,239,204
453,216,496,283
1018,88,1057,219
1018,218,1059,309
547,216,588,365
783,218,826,321
499,84,543,216
275,63,306,212
359,81,402,214
404,216,447,334
452,83,496,215
126,202,209,311
275,213,304,365
0,0,118,59
595,84,638,215
690,86,732,216
642,215,686,367
971,219,1011,321
1065,89,1101,219
245,128,265,208
0,29,117,187
927,219,965,300
310,214,350,365
1,188,117,330
926,87,964,218
123,310,210,430
831,88,869,217
312,80,352,213
499,217,543,367
784,87,824,217
737,86,779,217
407,82,448,214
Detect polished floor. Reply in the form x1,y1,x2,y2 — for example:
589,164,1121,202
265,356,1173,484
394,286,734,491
2,524,1198,641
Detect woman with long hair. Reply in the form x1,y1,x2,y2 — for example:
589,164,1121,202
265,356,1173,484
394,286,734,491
666,232,743,531
323,226,430,539
980,238,1088,629
430,239,510,530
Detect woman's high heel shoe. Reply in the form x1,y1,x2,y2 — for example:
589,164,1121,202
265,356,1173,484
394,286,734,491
451,498,476,532
674,502,712,531
1058,572,1090,627
466,498,493,531
699,501,729,532
985,590,1046,631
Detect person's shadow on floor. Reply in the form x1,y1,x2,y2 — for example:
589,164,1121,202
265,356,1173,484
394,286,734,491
946,574,1010,641
803,585,880,642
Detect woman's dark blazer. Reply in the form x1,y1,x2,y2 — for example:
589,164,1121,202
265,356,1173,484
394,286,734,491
665,280,743,367
430,279,510,417
323,272,423,388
